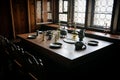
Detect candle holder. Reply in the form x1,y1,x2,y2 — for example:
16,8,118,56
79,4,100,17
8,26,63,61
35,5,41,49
103,23,109,35
60,26,67,38
42,31,45,41
72,22,78,40
78,29,85,41
72,32,77,40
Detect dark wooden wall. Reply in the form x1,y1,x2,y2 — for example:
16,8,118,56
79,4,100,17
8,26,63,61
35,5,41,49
0,0,36,39
28,0,36,32
1,0,119,39
0,0,13,39
0,0,58,39
117,4,120,33
12,0,29,35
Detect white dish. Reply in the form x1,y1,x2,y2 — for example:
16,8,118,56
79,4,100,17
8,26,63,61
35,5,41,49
63,38,77,44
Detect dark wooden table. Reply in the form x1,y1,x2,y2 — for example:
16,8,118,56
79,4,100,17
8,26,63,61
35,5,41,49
17,31,113,68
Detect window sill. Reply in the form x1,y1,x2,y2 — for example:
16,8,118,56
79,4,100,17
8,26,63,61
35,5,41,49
37,23,120,43
36,22,53,25
85,30,120,43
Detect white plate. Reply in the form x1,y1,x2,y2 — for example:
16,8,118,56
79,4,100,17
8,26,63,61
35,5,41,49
49,43,62,49
63,38,77,44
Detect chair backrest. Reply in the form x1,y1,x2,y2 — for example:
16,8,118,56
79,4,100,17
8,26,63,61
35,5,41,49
0,35,45,80
0,35,7,52
16,50,45,80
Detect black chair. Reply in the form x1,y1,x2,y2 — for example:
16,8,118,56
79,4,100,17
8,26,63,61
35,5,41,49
0,36,46,80
0,35,8,53
15,47,45,80
0,36,19,80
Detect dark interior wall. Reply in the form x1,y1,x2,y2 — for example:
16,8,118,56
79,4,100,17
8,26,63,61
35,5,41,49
29,0,36,32
12,0,29,35
0,0,29,39
52,0,59,23
117,5,120,33
0,0,120,39
0,0,13,39
0,0,36,39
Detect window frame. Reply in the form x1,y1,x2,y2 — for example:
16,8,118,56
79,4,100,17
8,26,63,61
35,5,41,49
58,0,118,33
58,0,68,23
35,0,53,24
47,0,53,22
89,0,114,31
73,0,87,27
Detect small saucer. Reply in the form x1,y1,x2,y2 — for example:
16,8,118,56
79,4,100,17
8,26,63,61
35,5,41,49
88,40,99,46
63,38,77,44
49,42,62,49
27,35,37,39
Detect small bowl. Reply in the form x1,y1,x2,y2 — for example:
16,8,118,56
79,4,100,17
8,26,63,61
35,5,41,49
67,28,74,33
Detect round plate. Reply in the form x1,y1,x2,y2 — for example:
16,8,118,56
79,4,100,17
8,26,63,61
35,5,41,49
27,35,37,39
88,40,99,46
49,42,62,49
63,38,77,44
